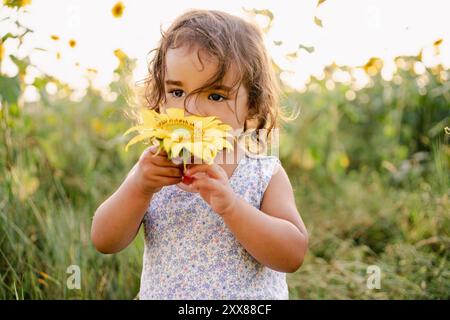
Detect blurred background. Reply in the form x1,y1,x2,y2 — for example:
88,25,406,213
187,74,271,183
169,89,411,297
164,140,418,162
0,0,449,299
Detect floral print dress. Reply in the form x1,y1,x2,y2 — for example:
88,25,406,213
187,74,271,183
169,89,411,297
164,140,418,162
138,152,289,299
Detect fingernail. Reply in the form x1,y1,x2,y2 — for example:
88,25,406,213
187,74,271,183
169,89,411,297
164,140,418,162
182,175,194,185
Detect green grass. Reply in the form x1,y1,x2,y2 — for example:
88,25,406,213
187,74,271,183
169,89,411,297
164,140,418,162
0,20,448,298
1,1,449,300
1,158,448,299
288,166,449,299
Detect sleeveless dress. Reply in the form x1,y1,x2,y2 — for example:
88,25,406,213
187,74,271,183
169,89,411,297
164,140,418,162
138,152,289,299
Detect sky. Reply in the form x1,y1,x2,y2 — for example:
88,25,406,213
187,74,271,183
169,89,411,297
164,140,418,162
1,0,449,97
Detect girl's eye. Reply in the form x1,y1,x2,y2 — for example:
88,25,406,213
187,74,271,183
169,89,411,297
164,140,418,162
208,93,226,102
169,90,185,98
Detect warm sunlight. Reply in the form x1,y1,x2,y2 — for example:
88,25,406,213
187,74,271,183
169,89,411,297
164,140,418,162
1,0,449,96
1,0,449,303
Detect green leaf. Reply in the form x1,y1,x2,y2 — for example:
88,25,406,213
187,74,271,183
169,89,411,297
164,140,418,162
0,75,21,105
10,54,30,74
299,44,315,53
271,60,282,74
244,8,274,21
8,103,20,117
32,77,48,90
314,16,323,28
286,51,298,61
243,8,274,32
2,32,15,42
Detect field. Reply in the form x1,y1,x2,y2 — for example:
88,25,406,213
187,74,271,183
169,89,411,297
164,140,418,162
1,4,449,299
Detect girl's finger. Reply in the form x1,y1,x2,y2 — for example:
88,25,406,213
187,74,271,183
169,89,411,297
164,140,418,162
191,176,220,192
140,146,156,160
185,164,226,180
145,145,170,162
191,177,209,192
147,145,167,156
150,154,181,168
154,166,183,178
157,176,183,185
143,147,180,168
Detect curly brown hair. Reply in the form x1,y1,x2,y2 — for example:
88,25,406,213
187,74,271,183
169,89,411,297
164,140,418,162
141,9,285,153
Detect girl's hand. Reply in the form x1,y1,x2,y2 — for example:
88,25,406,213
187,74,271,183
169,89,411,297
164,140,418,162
131,145,183,196
185,164,237,216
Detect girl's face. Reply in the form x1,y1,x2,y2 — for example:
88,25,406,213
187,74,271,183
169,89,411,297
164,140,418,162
162,45,249,131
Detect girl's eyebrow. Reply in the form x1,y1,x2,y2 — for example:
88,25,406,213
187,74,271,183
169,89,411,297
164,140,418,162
210,84,233,92
165,80,183,86
166,80,233,93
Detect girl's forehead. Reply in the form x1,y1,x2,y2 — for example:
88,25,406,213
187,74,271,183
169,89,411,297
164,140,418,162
165,46,240,91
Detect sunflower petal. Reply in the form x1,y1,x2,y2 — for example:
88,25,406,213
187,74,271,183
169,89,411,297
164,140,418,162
153,128,170,139
162,137,173,155
123,125,146,136
166,108,185,118
218,123,233,131
211,138,234,151
195,116,218,128
202,147,213,164
223,139,234,150
141,108,159,127
204,128,232,139
190,141,207,162
154,142,165,157
209,146,218,160
125,132,155,151
171,142,189,159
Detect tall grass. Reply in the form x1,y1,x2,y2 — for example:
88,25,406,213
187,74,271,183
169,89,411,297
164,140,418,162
288,161,449,299
1,6,449,299
1,140,448,299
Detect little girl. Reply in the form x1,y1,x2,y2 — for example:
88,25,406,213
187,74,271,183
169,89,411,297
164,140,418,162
91,9,308,300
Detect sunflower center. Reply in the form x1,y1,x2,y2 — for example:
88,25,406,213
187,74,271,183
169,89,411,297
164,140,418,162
157,119,206,143
157,118,192,128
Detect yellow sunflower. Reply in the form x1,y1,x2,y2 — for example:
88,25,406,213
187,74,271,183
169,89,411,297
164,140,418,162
111,1,125,18
3,0,31,8
124,108,234,169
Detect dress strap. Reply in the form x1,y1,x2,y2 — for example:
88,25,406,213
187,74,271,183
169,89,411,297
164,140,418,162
257,156,281,201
